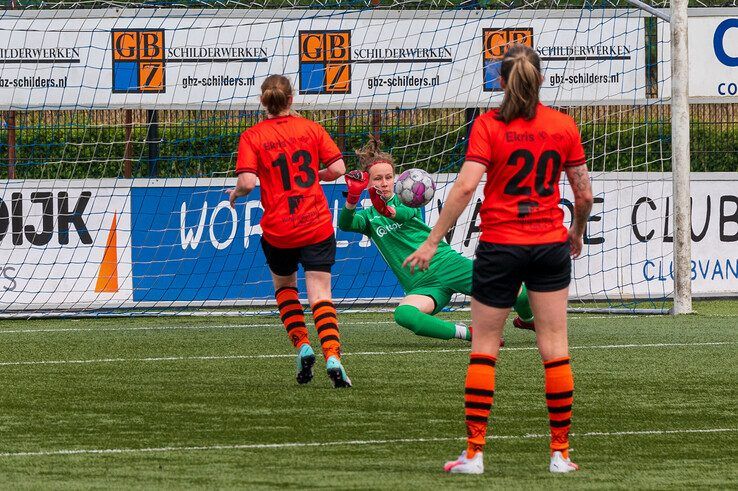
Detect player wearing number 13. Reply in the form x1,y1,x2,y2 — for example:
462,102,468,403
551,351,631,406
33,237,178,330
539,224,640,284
228,74,352,388
404,45,593,474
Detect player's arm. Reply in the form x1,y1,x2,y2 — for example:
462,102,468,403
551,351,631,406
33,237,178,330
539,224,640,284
317,125,346,182
319,158,346,182
389,202,418,223
426,161,484,245
403,161,485,272
228,132,259,207
564,164,593,258
369,187,416,223
563,122,593,258
405,117,490,272
227,172,257,208
338,170,370,233
338,206,370,233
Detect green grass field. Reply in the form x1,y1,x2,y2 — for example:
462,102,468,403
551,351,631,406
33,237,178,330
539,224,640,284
0,300,736,489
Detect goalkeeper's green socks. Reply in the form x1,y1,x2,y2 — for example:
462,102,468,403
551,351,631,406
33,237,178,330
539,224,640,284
514,284,534,322
394,305,470,341
394,285,532,341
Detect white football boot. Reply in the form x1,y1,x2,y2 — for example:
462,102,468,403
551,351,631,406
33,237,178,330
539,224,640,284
443,450,484,474
549,451,579,473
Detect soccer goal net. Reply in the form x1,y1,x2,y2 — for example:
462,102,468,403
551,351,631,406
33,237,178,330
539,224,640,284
0,0,701,316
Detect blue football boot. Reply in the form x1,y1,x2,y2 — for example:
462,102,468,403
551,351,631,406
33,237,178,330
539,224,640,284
326,356,352,388
296,344,316,385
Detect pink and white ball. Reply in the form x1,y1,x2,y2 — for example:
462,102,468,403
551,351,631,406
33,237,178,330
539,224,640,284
394,169,436,208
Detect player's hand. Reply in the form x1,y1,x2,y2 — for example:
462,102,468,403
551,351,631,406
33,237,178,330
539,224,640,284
345,170,368,205
403,239,437,274
568,227,584,258
226,187,247,208
369,186,396,219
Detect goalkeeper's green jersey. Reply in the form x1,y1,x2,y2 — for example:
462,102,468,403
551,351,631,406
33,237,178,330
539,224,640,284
338,195,464,291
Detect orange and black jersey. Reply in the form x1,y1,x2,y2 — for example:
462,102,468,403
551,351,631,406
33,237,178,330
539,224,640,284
236,114,342,249
466,104,586,245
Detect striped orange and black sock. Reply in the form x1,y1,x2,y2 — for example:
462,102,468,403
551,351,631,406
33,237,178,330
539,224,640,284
544,356,574,458
464,353,496,458
275,287,309,349
311,300,341,360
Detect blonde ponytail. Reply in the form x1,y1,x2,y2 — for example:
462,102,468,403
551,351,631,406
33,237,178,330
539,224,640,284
496,44,543,124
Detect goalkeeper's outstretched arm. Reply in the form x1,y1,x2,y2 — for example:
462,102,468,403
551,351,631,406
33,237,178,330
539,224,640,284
339,170,371,233
368,187,418,224
338,205,369,234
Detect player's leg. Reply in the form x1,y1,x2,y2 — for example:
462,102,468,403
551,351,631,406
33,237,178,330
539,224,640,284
513,284,536,330
445,243,522,475
446,253,531,334
261,238,314,385
394,292,470,340
526,242,577,473
304,270,341,361
305,270,351,388
414,256,472,340
302,235,351,388
445,305,510,475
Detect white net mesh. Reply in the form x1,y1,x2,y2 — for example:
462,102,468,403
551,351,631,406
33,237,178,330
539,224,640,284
0,2,698,315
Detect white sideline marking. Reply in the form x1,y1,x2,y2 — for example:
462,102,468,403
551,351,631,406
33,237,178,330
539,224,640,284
0,321,399,335
0,342,734,367
0,312,735,335
0,428,734,458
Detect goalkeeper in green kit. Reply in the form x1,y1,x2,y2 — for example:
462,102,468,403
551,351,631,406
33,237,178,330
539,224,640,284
338,140,535,342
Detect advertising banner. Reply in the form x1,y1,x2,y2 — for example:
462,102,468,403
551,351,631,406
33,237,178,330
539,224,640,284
1,173,735,312
0,12,278,110
128,173,738,305
129,182,403,304
0,9,646,109
431,173,738,299
659,10,738,100
0,180,133,311
288,12,645,108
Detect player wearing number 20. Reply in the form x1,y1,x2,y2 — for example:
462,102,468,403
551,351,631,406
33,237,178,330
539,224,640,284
228,75,352,388
405,45,593,474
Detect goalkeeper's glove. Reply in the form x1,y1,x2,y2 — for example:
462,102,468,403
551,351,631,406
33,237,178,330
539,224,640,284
345,170,369,205
369,186,396,218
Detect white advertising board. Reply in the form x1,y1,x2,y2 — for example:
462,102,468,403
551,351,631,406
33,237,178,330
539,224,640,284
0,173,734,313
0,9,647,110
659,10,738,100
0,180,133,311
0,12,278,110
286,11,646,108
431,173,738,299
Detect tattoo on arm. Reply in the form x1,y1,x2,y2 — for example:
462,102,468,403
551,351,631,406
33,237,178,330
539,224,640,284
566,164,593,235
568,165,590,192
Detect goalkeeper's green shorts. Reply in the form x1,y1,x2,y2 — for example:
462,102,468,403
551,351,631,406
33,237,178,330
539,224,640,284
405,253,472,315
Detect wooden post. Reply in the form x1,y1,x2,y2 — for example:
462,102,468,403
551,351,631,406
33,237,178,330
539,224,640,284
123,109,133,178
337,111,347,153
6,111,16,179
464,108,480,140
371,109,381,142
6,0,17,179
146,109,159,177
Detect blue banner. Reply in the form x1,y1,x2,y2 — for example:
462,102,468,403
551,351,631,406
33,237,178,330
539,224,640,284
130,184,403,303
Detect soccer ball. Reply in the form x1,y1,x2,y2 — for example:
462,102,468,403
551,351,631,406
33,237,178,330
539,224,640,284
394,168,436,208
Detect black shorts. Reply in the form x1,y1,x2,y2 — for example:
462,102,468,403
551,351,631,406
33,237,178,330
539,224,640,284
261,234,336,277
472,241,571,308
